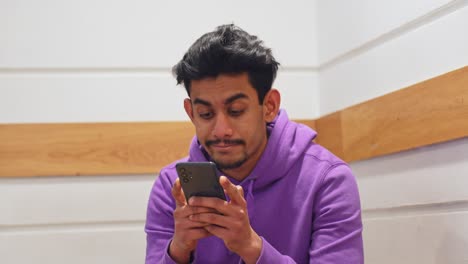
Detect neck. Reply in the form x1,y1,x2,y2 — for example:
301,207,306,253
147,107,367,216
221,165,253,182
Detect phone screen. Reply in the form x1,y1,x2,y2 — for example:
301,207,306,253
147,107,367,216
176,162,227,201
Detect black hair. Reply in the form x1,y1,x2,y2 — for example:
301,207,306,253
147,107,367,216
172,24,280,104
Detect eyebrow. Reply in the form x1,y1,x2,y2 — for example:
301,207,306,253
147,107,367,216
225,93,248,105
192,93,249,106
193,98,211,106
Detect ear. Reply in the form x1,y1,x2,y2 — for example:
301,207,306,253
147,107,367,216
263,89,281,122
183,98,195,122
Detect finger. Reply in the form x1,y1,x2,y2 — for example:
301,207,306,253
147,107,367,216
171,178,187,206
187,228,212,240
179,217,212,228
236,185,244,197
220,176,245,206
189,221,212,228
177,227,212,241
190,212,227,227
188,196,227,213
174,203,218,220
190,206,219,215
203,224,228,238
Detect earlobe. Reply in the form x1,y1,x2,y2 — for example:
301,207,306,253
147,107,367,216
183,98,194,122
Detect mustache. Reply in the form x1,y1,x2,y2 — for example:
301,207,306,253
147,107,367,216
205,139,245,147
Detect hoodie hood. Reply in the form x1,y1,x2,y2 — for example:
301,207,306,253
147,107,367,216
187,109,317,190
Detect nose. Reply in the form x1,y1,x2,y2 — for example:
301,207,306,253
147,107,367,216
212,113,233,138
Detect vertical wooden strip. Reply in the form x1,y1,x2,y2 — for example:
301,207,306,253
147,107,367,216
314,112,345,160
295,119,317,131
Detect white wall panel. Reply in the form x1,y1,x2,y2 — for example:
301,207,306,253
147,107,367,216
0,175,155,226
353,138,468,210
319,5,468,115
0,72,189,123
0,0,317,68
0,228,145,264
363,212,468,264
317,0,455,64
275,70,319,119
0,71,317,123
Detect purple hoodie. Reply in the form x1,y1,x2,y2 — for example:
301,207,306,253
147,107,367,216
145,110,364,263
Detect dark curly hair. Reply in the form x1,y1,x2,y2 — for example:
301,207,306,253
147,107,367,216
172,24,280,104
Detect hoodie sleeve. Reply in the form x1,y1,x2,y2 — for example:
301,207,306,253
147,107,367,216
144,169,179,264
309,163,364,264
255,237,298,263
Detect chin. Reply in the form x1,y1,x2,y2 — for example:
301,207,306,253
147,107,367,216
213,156,248,170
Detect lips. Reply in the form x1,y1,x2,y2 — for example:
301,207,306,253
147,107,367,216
211,143,239,149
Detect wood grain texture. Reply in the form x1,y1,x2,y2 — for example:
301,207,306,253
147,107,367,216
340,66,468,162
0,120,315,177
0,122,194,177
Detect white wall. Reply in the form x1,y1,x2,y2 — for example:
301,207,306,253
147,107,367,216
0,0,319,263
317,0,468,263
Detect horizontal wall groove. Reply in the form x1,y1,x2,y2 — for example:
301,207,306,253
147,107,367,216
0,67,173,75
0,220,145,235
0,174,156,183
363,200,468,220
318,0,468,71
278,66,319,72
0,66,318,75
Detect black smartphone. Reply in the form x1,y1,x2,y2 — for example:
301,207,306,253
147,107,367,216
175,161,227,202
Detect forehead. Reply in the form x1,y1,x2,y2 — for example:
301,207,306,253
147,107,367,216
190,73,258,102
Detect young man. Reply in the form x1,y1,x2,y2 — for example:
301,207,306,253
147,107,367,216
145,24,363,263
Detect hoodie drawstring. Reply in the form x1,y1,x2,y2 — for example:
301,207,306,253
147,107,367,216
245,179,256,222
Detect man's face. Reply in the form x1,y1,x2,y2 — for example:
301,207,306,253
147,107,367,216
184,73,274,173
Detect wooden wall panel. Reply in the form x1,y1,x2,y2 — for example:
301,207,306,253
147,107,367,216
340,66,468,162
0,122,194,177
0,121,316,177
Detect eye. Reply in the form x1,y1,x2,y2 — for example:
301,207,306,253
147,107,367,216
199,111,214,120
228,109,244,117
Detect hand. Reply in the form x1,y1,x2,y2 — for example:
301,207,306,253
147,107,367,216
188,176,262,264
169,178,217,263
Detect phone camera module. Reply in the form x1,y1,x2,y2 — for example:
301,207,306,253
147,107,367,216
182,176,189,183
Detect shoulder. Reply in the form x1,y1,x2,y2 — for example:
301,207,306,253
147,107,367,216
150,157,189,196
159,157,189,179
304,142,345,166
301,142,349,175
303,144,360,207
300,143,358,196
